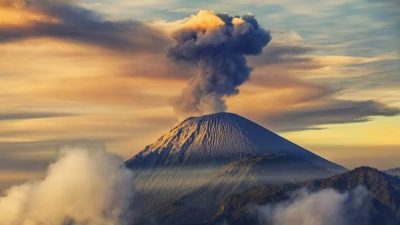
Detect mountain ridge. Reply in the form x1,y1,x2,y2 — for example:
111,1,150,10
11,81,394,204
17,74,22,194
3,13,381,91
385,167,400,177
213,166,400,225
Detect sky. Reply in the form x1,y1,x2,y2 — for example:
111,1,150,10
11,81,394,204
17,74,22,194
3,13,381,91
0,0,399,190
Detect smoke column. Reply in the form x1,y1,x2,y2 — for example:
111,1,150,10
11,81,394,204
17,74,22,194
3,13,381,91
168,10,271,117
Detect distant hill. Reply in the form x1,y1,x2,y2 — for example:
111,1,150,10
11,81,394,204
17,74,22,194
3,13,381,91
385,167,400,177
213,167,400,225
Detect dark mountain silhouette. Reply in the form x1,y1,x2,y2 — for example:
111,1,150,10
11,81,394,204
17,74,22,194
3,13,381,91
213,167,400,225
385,167,400,177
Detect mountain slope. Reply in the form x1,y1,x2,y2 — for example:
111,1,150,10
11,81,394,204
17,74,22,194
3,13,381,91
126,112,345,173
385,167,400,177
213,167,400,225
151,154,337,225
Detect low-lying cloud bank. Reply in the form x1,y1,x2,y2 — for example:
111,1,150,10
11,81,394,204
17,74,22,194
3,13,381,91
0,147,134,225
257,186,369,225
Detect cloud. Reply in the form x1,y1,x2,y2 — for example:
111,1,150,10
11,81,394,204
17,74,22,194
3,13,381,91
168,10,271,117
0,111,72,121
227,30,400,131
267,99,400,131
257,186,369,225
249,31,316,68
0,140,104,176
0,150,49,173
253,44,314,66
0,0,170,53
0,146,135,225
229,63,400,131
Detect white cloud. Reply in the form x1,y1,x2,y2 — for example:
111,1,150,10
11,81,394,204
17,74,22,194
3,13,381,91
0,147,135,225
258,186,369,225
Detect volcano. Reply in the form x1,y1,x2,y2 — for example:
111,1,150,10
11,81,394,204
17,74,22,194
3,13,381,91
126,112,345,173
125,113,347,225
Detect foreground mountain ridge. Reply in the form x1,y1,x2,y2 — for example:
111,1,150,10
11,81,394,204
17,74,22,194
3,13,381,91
213,166,400,225
385,167,400,177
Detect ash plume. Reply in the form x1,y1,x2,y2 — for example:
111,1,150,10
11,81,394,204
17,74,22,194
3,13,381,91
168,10,271,117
